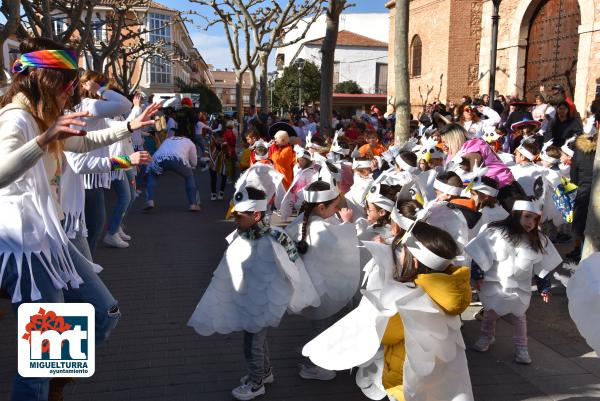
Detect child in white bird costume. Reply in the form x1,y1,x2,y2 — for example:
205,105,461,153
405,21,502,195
187,177,319,401
302,221,474,401
465,198,562,364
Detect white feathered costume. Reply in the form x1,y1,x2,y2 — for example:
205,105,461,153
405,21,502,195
187,170,319,336
302,241,474,401
567,252,600,356
465,227,562,316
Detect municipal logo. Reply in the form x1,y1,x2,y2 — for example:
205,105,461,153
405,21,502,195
18,303,95,377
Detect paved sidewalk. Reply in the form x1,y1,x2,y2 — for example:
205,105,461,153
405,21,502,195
1,172,599,400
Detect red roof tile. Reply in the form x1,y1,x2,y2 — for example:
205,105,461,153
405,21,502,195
305,30,388,48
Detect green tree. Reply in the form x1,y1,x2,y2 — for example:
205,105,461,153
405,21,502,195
334,80,363,94
175,78,223,114
272,60,321,112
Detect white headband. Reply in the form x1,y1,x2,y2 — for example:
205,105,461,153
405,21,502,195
512,200,541,215
366,192,395,212
352,159,372,169
405,235,452,271
433,179,463,196
294,144,311,160
516,145,536,161
471,180,499,197
394,154,419,175
390,207,416,230
304,187,339,203
540,152,560,165
561,144,574,158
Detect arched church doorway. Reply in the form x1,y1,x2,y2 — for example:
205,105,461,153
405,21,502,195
523,0,580,101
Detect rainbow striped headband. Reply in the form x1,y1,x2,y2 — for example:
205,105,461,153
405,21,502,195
12,49,78,74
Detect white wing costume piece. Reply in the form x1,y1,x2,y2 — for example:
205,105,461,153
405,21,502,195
567,253,600,356
276,165,318,220
286,214,360,319
465,227,562,316
303,241,474,401
345,174,373,222
187,228,320,335
236,163,284,202
470,205,509,237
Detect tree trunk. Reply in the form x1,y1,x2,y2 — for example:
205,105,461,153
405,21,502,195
259,51,269,112
394,0,410,145
92,54,104,73
319,1,343,138
235,71,244,139
582,137,600,258
249,68,257,108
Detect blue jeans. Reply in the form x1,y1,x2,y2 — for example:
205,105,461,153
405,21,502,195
1,241,120,401
243,328,271,384
145,159,197,205
84,187,106,252
107,170,136,235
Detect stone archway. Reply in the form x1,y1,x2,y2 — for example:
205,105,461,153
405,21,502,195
508,0,594,109
523,0,581,101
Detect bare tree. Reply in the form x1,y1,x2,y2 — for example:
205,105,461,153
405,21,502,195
19,0,98,53
233,0,325,112
0,0,21,81
393,0,409,145
319,0,351,137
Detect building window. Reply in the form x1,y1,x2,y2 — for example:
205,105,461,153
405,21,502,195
92,18,107,44
333,62,340,85
375,63,388,94
410,35,422,77
52,17,67,36
149,56,172,84
148,13,171,44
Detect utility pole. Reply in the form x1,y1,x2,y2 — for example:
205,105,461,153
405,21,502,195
488,0,501,107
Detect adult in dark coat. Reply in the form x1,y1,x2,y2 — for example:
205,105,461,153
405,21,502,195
544,100,583,147
567,114,598,261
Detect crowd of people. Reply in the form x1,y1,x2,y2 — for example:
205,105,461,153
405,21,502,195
1,36,599,401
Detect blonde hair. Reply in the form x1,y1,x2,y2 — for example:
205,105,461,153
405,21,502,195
80,70,109,99
440,124,468,156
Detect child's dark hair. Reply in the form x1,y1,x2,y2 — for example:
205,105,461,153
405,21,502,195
488,197,546,253
544,145,561,161
391,222,459,282
399,151,417,167
473,176,499,208
436,171,463,187
297,181,338,254
370,184,402,227
518,141,540,158
310,135,327,148
393,199,422,237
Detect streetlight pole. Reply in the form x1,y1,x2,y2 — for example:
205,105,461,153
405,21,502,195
488,0,501,107
296,58,306,115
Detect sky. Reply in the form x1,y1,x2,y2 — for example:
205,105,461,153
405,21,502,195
173,0,386,70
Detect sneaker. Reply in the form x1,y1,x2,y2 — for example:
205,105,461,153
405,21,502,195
189,204,201,212
211,193,217,201
515,346,532,364
117,227,131,241
472,335,495,352
218,191,224,200
103,233,129,248
299,364,336,381
143,200,155,210
473,308,484,321
231,381,265,401
240,369,274,385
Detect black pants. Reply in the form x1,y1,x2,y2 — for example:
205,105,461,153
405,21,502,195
209,169,227,193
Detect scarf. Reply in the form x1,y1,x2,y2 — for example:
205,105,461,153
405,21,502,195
239,216,300,262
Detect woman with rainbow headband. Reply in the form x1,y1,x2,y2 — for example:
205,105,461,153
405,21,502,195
0,38,160,400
